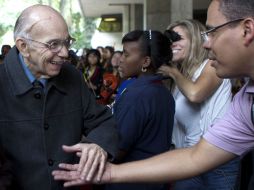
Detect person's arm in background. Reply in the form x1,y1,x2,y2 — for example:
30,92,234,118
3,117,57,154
52,138,236,187
157,60,222,103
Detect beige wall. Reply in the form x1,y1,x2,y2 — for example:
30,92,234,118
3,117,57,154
146,0,171,31
145,0,193,32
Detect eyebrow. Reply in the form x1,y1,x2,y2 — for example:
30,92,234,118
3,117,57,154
47,36,71,42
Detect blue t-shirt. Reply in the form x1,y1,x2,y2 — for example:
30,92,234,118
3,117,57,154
114,74,175,160
106,75,175,190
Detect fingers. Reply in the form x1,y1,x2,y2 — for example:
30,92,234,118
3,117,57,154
84,152,98,180
52,162,113,187
62,144,82,153
52,169,80,181
52,169,87,187
63,179,86,187
157,65,169,75
59,163,79,171
76,152,82,157
78,150,88,172
96,155,106,182
78,144,108,181
53,143,108,186
78,148,93,178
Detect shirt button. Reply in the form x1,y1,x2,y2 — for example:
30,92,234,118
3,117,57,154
44,123,49,130
48,159,54,166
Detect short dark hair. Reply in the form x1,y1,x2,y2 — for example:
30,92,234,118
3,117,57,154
1,45,11,55
122,30,173,70
113,50,122,56
218,0,254,20
104,46,114,55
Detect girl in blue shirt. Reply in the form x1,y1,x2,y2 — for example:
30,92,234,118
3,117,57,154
104,30,177,190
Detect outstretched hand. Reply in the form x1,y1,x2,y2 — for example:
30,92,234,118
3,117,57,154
157,64,178,80
52,162,113,187
52,143,108,185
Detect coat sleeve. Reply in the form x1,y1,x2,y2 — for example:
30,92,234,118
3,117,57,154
80,73,119,159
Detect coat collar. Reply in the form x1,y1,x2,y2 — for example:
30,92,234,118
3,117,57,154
127,74,163,89
4,46,67,95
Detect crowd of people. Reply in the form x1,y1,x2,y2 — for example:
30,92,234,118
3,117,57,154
68,46,122,106
1,0,254,190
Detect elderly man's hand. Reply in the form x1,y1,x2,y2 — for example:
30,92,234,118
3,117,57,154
61,143,108,181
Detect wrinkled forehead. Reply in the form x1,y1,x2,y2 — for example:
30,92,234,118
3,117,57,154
27,10,67,32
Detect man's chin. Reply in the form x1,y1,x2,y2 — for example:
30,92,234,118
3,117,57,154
210,62,226,78
215,72,226,79
40,75,50,79
46,70,61,78
215,70,236,79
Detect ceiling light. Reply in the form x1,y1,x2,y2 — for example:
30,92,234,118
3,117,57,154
104,18,117,22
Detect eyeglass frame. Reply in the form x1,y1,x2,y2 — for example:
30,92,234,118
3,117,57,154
23,36,76,53
201,18,244,42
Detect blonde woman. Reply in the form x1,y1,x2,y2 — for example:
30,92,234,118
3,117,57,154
157,19,239,190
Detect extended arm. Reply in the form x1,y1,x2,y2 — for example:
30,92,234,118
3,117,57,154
52,138,236,186
107,138,236,183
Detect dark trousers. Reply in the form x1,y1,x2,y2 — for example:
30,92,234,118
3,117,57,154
239,150,254,190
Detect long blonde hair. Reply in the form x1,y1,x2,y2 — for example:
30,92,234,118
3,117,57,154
167,19,208,79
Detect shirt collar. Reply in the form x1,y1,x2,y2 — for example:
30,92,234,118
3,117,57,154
5,46,67,95
19,53,47,87
127,74,163,89
245,79,254,94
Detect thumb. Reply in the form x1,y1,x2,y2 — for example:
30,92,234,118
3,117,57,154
62,144,82,153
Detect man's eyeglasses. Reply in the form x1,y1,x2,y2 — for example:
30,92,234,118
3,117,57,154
201,18,244,42
24,37,76,53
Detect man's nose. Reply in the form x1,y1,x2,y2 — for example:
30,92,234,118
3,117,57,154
202,40,211,49
58,45,69,58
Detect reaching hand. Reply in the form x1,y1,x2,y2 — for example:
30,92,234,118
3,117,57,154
58,143,107,182
52,162,113,187
157,64,178,80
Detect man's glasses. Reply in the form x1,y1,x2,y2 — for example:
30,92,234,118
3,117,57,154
201,18,244,42
24,37,76,53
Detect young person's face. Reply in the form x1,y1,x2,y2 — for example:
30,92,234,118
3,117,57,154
111,52,121,68
103,48,112,60
203,0,252,79
171,26,190,64
88,53,99,66
119,41,145,78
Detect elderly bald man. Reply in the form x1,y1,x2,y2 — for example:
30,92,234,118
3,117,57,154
0,4,118,190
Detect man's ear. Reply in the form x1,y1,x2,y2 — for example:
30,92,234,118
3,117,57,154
15,38,30,57
243,18,254,46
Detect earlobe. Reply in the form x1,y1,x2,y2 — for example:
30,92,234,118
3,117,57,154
141,57,151,73
15,38,30,57
143,56,151,68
